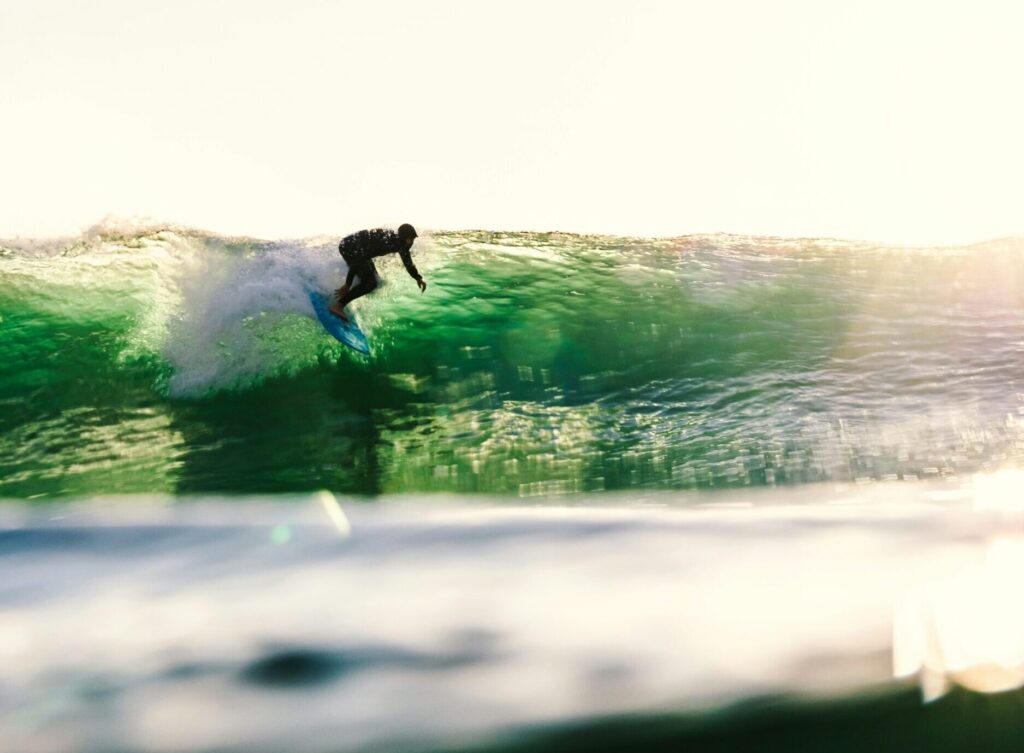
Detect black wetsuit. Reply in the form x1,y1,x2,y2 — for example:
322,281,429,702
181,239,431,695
338,229,422,301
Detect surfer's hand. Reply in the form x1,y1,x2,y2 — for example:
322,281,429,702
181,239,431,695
417,279,427,293
334,285,349,299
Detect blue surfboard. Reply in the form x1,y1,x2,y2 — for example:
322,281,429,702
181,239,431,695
308,291,370,355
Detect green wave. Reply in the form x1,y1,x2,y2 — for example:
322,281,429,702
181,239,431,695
3,227,1024,498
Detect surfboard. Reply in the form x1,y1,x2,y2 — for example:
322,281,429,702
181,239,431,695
308,291,370,355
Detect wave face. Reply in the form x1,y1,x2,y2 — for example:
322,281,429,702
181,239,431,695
3,225,1024,497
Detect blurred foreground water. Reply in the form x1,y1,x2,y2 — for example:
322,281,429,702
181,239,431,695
7,476,1024,752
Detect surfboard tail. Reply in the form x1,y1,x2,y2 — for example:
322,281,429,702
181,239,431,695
308,291,371,355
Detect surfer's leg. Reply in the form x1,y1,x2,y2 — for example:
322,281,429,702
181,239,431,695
337,260,379,307
330,255,364,318
333,252,357,301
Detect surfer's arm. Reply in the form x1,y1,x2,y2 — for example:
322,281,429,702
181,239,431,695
399,248,423,284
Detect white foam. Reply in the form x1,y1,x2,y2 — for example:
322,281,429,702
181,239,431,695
156,232,354,395
0,221,365,395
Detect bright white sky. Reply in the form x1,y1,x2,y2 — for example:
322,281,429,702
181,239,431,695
2,0,1022,243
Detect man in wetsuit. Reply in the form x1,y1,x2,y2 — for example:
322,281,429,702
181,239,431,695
329,223,426,321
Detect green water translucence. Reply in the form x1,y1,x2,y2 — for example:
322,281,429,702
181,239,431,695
3,228,1024,498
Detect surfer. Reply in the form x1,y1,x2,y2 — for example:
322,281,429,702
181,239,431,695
329,223,426,321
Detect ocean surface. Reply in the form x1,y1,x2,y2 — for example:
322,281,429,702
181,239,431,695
4,225,1024,498
4,224,1024,751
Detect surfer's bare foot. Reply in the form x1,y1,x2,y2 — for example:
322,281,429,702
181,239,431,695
328,303,349,322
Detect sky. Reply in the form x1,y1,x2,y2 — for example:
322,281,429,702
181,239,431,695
2,0,1022,243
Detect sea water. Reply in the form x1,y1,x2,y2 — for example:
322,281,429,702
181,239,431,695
4,225,1024,751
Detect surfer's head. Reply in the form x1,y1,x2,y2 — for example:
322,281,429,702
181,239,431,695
398,223,418,248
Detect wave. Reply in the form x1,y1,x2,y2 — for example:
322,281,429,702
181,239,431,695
3,222,1024,497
